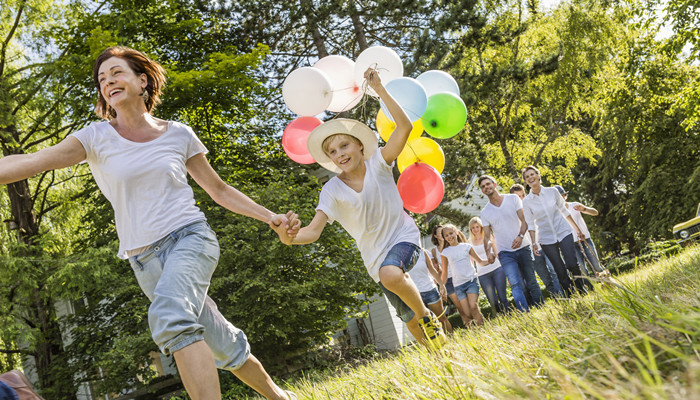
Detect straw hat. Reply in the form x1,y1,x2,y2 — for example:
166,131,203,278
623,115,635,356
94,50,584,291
307,118,378,173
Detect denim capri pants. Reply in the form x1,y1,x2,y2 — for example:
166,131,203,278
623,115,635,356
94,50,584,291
454,277,480,301
378,242,420,323
129,220,250,371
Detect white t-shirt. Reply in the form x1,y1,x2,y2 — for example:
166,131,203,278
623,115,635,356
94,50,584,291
522,187,572,245
71,121,207,258
566,202,591,240
480,194,528,253
408,249,437,293
440,242,477,286
431,247,452,280
470,241,501,276
316,149,420,283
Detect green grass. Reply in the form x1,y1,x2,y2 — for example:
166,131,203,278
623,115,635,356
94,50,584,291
278,244,700,399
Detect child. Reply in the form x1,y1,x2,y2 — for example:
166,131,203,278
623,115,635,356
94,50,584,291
408,248,453,334
280,68,446,348
440,224,489,327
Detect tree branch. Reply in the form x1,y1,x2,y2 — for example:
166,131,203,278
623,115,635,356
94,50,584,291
0,0,26,77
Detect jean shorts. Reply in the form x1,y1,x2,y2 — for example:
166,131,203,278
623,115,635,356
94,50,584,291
378,242,420,323
455,277,480,301
445,277,456,295
420,287,442,306
128,220,250,371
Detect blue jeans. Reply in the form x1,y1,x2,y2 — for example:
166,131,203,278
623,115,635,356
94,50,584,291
575,238,603,274
541,234,593,297
533,252,564,297
478,267,509,313
497,247,535,312
129,221,250,371
378,242,420,322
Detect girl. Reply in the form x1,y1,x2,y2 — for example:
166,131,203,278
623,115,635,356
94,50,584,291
467,217,509,314
281,69,446,349
521,166,593,297
0,46,298,400
440,224,489,327
431,225,470,324
408,248,453,334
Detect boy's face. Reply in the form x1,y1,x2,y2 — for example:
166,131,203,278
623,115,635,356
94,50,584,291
325,134,364,173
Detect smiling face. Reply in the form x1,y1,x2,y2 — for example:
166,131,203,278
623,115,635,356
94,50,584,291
442,227,459,246
323,134,364,173
479,178,497,196
97,57,147,112
522,168,541,188
470,222,482,236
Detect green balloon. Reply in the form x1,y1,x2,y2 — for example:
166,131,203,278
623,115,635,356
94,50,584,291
421,92,467,139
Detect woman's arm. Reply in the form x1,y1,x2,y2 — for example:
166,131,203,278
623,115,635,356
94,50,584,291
440,255,449,284
566,215,586,241
290,210,329,245
424,250,441,283
0,137,86,184
574,203,599,216
469,248,488,266
186,153,299,236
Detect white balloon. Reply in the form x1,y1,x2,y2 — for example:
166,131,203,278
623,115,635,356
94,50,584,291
314,55,363,112
282,67,333,116
416,70,460,97
354,46,403,97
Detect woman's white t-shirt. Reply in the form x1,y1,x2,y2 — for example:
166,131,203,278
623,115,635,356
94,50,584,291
316,149,420,283
470,241,502,276
70,121,207,258
440,242,477,286
408,250,437,293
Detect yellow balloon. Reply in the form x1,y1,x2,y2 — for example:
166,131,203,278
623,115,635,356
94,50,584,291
376,109,424,142
397,137,445,173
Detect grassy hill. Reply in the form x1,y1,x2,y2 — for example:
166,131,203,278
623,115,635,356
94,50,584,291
280,245,700,399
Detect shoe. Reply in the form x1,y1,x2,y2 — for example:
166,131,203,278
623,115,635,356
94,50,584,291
0,370,45,400
418,312,446,350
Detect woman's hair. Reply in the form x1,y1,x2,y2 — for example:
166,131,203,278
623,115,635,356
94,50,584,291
521,165,540,181
321,133,363,156
467,217,483,243
431,224,443,245
93,46,166,120
441,224,467,248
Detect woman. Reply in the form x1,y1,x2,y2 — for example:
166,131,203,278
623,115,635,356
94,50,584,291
521,166,593,297
408,249,453,334
467,217,509,314
0,46,298,400
431,225,471,325
440,224,488,327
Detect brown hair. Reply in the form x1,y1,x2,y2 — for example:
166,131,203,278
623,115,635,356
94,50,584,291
93,46,166,120
430,224,443,246
509,183,525,194
321,134,363,156
477,175,497,186
521,165,540,181
441,224,467,249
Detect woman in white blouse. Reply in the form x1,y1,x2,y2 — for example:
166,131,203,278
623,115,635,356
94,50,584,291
521,166,593,297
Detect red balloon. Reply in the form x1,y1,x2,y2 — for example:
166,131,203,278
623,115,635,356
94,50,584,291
397,163,444,214
282,117,322,164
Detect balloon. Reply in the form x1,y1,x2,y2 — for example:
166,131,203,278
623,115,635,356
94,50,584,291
421,92,467,139
354,46,403,97
376,109,423,142
397,163,444,214
282,117,322,164
397,137,445,173
416,70,460,97
379,77,427,122
282,67,333,116
314,55,363,112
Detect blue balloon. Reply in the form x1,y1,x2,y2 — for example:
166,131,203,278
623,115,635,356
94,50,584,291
380,77,428,122
416,70,460,97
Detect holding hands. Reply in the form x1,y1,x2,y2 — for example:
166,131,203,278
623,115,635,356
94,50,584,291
269,211,301,245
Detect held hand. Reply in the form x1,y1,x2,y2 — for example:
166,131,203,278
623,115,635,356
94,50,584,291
487,251,496,264
573,204,585,212
268,214,295,245
511,236,523,249
532,243,541,257
439,285,447,301
285,210,301,236
364,68,383,92
577,230,586,242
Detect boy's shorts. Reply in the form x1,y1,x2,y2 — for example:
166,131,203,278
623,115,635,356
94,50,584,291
378,242,420,323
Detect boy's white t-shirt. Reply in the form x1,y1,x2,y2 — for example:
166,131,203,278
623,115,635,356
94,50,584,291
566,202,591,239
440,242,477,287
480,194,528,253
470,241,501,276
70,121,207,258
316,149,420,283
408,249,437,293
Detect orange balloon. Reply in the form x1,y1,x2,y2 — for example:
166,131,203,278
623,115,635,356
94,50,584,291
376,109,424,142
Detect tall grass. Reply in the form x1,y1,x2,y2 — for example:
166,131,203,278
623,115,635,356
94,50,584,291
283,245,700,399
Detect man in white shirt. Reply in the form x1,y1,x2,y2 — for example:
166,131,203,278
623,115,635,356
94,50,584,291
480,176,543,312
556,185,605,275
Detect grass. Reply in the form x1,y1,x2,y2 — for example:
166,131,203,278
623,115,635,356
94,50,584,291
278,244,700,399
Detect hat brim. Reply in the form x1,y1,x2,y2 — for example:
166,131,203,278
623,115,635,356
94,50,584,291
307,118,378,173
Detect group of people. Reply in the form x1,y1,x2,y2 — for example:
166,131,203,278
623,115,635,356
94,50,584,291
0,44,607,400
407,171,606,329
